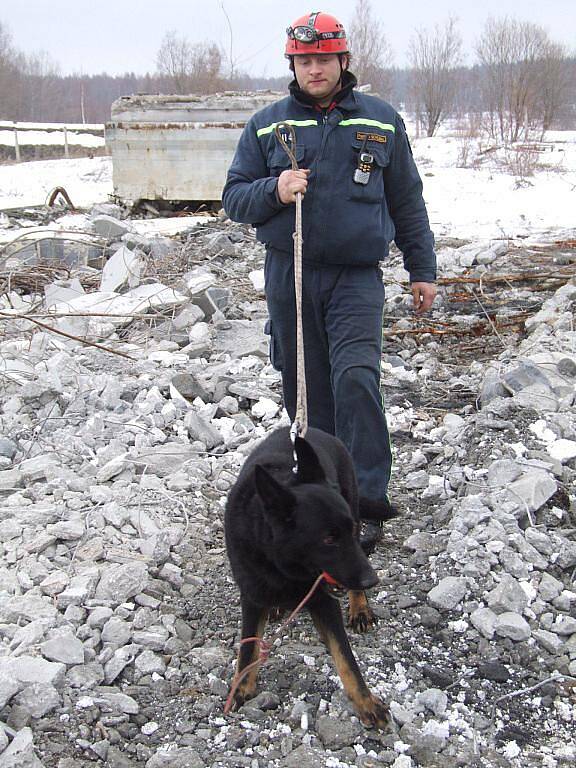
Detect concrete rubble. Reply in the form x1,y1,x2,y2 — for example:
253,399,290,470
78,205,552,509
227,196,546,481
0,205,574,767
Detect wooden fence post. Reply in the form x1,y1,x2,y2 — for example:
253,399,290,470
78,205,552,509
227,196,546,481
14,123,21,163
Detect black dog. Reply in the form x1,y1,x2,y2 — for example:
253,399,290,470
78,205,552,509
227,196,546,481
224,426,391,728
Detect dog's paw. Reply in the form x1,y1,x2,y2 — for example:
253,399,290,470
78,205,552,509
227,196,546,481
348,606,378,634
357,694,390,730
232,682,256,709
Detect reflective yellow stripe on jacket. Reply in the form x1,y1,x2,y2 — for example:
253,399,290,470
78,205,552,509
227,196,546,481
256,117,396,137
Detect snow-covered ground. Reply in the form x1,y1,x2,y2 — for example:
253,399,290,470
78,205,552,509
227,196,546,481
0,122,104,152
414,129,576,241
0,125,574,242
0,157,111,211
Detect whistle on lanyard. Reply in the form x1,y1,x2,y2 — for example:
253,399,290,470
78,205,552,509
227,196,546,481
353,135,374,186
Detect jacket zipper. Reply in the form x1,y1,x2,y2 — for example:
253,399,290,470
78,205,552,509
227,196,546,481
310,110,337,261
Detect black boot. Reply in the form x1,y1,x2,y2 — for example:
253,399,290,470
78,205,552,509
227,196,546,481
360,521,384,555
359,497,398,555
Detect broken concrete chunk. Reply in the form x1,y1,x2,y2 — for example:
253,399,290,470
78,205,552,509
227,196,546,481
95,689,139,715
428,576,467,610
132,443,201,477
494,612,531,641
145,746,205,768
486,575,529,615
486,459,523,487
214,319,268,358
500,469,557,516
249,269,265,292
92,214,132,238
183,412,223,450
56,571,100,609
533,629,564,654
41,631,85,665
45,518,85,541
547,438,576,463
513,383,559,412
13,682,61,718
127,283,188,311
94,562,149,604
100,245,142,292
172,303,205,331
183,267,216,295
171,373,209,403
502,360,552,393
0,672,21,708
0,656,66,688
2,595,58,624
0,726,46,767
470,607,498,639
0,467,24,492
18,454,61,482
44,278,85,309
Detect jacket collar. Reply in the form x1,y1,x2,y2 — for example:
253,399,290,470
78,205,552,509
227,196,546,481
289,70,358,113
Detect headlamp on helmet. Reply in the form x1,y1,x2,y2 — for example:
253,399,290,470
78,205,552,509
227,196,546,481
285,11,349,56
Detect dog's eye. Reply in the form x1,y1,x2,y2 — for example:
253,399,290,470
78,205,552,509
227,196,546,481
323,534,338,546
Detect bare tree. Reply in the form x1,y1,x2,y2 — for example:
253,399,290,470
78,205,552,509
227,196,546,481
408,17,462,137
156,31,222,94
535,41,570,133
20,50,61,122
347,0,394,93
0,20,23,118
475,17,567,142
219,1,236,80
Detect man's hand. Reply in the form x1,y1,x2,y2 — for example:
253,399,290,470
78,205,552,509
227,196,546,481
411,282,437,315
277,169,310,204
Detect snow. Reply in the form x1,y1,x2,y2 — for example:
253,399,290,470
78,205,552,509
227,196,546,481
0,157,111,210
0,129,104,149
0,123,574,246
411,129,576,241
0,121,104,131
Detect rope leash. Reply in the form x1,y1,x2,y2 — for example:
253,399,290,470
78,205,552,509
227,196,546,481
274,122,308,457
224,573,327,714
225,125,322,714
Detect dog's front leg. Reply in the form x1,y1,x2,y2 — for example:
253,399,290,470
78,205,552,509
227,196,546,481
308,592,389,729
348,590,377,633
232,597,269,708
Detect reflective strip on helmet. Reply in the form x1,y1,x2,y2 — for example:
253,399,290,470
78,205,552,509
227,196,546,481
256,119,318,137
338,118,396,132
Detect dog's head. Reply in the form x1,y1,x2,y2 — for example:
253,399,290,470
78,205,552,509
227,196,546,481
253,436,378,591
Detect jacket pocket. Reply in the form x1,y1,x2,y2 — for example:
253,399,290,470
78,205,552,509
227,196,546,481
348,142,390,203
269,144,306,176
264,319,283,372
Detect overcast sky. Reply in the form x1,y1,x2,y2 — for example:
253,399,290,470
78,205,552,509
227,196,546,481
3,1,575,78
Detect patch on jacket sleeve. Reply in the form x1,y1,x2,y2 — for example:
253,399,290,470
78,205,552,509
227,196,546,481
356,131,387,144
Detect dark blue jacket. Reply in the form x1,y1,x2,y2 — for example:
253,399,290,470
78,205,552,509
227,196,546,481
222,76,436,282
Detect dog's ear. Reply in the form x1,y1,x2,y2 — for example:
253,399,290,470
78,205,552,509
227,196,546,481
254,465,296,521
294,436,326,484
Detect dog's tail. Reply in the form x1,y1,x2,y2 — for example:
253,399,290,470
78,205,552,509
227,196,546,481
359,496,399,522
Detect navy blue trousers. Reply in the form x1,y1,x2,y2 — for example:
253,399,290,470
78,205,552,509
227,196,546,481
264,251,392,503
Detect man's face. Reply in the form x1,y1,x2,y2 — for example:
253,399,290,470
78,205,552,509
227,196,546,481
292,54,346,104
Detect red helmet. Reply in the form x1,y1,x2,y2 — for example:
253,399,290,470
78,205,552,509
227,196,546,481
285,11,349,56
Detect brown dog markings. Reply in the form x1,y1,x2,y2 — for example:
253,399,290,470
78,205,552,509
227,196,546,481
232,604,269,707
320,622,389,729
348,589,377,633
308,591,390,729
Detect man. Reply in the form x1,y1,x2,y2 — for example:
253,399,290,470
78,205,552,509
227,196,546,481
222,11,436,549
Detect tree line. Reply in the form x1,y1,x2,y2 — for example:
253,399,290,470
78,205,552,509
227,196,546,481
1,3,575,141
